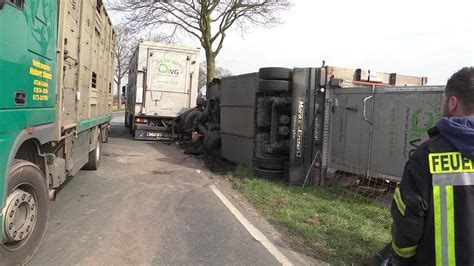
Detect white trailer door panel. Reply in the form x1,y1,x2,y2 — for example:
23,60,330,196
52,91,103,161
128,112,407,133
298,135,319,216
146,49,191,117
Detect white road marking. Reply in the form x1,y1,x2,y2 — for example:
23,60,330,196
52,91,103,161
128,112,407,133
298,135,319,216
208,183,294,266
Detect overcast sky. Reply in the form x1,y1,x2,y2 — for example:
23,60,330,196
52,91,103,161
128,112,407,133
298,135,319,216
109,0,473,85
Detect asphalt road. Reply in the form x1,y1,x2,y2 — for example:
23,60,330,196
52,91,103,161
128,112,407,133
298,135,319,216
28,112,316,265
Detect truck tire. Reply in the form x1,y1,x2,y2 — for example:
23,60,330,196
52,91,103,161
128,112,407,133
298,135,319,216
102,126,109,143
203,131,221,157
254,167,284,179
83,135,101,170
129,118,135,135
259,67,292,80
259,80,291,93
124,112,130,128
254,154,289,170
0,160,49,265
184,109,201,132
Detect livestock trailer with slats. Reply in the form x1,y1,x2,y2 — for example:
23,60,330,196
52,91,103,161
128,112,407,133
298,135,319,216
0,0,115,263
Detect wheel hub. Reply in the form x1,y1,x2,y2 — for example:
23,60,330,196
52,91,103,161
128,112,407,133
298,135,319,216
3,189,37,242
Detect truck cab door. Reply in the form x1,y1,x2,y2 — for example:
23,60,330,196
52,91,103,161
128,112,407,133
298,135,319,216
0,0,57,127
0,1,30,118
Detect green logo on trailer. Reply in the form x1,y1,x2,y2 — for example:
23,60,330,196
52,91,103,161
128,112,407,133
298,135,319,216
158,59,181,77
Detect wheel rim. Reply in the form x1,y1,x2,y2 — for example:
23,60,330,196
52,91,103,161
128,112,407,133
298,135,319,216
3,185,38,249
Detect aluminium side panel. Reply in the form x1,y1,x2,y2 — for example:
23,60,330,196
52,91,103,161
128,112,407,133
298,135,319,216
369,86,443,179
220,107,255,138
126,46,142,117
327,87,373,176
327,86,443,181
221,134,255,167
83,3,114,120
220,73,259,166
78,0,95,121
220,74,258,138
56,0,115,135
56,0,82,134
325,66,427,86
220,73,258,107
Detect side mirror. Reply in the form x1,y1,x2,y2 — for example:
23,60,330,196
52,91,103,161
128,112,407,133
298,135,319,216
0,0,6,10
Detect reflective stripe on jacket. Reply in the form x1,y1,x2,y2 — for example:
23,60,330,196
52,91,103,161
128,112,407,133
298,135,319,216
391,128,474,265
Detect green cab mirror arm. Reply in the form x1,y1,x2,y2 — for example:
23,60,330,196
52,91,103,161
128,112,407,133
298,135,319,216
0,0,5,10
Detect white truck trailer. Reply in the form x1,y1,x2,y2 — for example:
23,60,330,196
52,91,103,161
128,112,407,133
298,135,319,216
125,41,200,140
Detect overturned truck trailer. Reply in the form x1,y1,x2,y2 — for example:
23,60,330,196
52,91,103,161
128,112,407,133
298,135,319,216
219,66,443,184
324,83,443,183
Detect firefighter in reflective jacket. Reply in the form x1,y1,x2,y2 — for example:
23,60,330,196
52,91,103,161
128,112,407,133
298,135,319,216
391,67,474,265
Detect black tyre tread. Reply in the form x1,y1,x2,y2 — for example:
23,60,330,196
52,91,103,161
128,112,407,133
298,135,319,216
254,154,289,170
103,127,109,143
259,67,292,80
124,112,130,128
203,131,221,157
255,154,289,162
259,80,291,93
184,109,201,132
254,167,284,179
129,118,135,135
0,160,49,265
254,160,284,170
254,151,288,160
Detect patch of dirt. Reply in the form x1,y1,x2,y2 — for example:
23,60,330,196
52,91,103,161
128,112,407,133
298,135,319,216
201,154,235,174
302,217,321,226
274,196,289,207
176,140,235,174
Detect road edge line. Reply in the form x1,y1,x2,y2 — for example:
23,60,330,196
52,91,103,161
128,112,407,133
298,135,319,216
209,183,293,266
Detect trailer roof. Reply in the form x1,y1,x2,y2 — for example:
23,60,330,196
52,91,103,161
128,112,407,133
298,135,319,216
138,41,201,53
326,66,428,87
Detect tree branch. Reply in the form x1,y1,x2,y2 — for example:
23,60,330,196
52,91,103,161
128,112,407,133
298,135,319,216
109,0,291,83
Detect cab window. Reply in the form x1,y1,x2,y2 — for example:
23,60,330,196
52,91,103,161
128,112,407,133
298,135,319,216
9,0,25,9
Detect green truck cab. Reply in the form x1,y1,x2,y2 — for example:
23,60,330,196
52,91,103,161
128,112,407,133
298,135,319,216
0,0,115,263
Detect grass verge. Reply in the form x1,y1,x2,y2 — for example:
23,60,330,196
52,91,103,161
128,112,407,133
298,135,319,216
229,165,391,265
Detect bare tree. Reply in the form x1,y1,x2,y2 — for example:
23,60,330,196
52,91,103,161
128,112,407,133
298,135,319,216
110,0,290,83
114,24,171,108
198,61,232,89
115,25,134,108
216,66,233,79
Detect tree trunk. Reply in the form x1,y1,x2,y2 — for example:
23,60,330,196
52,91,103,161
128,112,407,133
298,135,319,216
205,50,216,84
117,79,122,109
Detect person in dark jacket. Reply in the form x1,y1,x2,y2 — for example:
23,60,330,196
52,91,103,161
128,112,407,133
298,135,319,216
391,67,474,265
